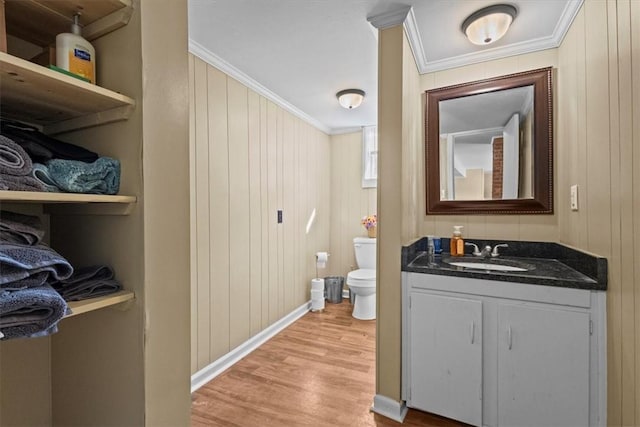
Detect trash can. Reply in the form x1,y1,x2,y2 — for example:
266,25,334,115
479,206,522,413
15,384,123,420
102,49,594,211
324,276,344,303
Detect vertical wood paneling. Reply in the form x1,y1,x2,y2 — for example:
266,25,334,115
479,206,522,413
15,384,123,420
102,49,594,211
188,54,198,374
193,57,211,370
227,78,251,350
190,55,331,374
248,91,262,337
267,101,279,325
329,131,377,277
631,3,640,423
207,66,230,360
259,97,270,329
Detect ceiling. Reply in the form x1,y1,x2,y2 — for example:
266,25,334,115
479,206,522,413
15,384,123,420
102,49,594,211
188,0,582,134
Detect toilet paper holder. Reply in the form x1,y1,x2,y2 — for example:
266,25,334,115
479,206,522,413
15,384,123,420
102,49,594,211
315,252,330,278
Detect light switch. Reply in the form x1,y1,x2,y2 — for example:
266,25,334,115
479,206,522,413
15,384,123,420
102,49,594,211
570,185,579,211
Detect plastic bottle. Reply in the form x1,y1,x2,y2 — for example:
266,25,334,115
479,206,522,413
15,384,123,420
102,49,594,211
450,225,465,257
56,14,96,84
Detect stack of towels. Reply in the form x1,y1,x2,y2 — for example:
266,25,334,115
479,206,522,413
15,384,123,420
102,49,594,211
0,119,120,195
0,211,122,341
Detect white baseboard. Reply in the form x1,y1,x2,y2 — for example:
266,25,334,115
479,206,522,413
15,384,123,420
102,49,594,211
371,394,408,423
191,300,311,392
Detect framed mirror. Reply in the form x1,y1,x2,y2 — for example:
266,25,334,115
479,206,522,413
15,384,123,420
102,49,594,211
425,67,553,214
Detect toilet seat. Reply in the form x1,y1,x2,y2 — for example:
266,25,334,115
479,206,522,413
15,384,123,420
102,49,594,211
347,269,376,286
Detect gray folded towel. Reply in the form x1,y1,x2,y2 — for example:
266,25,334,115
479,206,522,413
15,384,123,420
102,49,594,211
53,265,122,301
0,285,68,340
0,211,45,245
0,243,73,288
0,174,46,191
0,135,32,176
31,163,61,192
46,157,120,195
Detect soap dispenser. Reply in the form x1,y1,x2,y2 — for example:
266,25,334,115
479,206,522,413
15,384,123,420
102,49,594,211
56,14,96,84
450,225,464,257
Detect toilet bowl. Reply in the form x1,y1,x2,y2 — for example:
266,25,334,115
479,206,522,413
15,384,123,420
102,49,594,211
346,237,376,320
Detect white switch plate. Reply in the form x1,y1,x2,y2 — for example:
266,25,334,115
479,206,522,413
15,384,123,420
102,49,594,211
570,185,579,211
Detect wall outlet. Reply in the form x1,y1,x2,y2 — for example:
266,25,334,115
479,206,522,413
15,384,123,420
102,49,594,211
570,185,579,211
277,210,283,223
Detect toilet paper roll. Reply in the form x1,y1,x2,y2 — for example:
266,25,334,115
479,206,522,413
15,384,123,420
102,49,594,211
311,291,325,311
311,278,324,291
316,252,329,269
310,289,324,299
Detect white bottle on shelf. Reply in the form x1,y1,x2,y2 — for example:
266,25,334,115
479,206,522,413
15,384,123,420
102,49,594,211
56,14,96,84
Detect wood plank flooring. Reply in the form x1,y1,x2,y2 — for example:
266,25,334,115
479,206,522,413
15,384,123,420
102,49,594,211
191,301,466,426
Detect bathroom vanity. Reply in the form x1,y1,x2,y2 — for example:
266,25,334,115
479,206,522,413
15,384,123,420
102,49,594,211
401,238,607,427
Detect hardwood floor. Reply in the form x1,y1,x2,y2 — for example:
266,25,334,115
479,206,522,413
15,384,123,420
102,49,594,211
191,300,466,426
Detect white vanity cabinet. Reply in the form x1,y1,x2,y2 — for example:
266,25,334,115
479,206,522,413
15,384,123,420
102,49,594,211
402,272,606,427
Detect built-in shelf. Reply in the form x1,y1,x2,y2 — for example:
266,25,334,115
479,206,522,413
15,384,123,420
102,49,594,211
0,51,135,134
4,0,132,47
0,190,136,204
64,290,134,318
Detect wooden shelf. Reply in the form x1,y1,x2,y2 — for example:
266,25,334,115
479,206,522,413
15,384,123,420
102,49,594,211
64,290,134,318
0,51,135,134
5,0,133,47
0,190,136,204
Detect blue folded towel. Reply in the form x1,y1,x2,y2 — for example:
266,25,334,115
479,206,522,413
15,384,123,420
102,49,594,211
0,243,73,288
46,157,120,195
0,284,68,340
31,163,61,192
52,265,121,301
0,211,45,245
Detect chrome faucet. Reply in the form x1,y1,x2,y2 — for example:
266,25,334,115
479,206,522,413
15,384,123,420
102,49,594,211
464,242,481,256
480,245,493,258
491,243,509,257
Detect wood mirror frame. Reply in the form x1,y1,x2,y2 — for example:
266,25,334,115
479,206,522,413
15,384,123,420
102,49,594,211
425,67,553,215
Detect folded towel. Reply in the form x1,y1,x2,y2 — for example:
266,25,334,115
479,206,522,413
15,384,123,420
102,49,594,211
1,272,49,291
0,211,45,245
46,157,120,195
0,284,68,340
0,173,46,192
0,135,33,176
52,265,121,301
31,163,61,192
0,243,73,288
1,119,99,163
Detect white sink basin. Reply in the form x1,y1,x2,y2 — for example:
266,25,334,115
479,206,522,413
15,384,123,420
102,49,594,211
447,261,528,272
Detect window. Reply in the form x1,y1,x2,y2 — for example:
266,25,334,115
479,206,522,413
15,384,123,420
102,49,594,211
362,125,377,188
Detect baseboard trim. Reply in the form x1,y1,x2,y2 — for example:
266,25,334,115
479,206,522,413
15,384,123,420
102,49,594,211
191,300,311,392
371,394,408,423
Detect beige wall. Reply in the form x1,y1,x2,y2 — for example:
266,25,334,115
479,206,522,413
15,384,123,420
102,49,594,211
557,1,640,424
329,131,377,277
189,54,331,374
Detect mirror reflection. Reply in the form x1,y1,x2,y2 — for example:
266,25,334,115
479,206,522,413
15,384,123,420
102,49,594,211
439,85,534,201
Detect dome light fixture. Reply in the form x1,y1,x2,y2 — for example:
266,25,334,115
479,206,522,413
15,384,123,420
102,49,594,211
461,4,517,46
337,89,365,109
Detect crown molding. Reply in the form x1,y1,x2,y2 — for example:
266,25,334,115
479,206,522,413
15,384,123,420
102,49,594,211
403,8,427,74
189,39,332,135
407,0,583,74
367,5,411,30
330,126,364,136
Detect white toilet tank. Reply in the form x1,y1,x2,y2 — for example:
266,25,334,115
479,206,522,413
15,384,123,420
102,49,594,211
353,237,376,270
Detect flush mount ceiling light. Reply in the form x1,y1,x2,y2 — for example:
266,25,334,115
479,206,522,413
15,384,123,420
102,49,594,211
461,4,517,46
337,89,365,109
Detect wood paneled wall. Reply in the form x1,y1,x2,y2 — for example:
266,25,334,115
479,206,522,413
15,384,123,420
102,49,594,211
557,1,640,424
328,131,377,277
188,54,331,374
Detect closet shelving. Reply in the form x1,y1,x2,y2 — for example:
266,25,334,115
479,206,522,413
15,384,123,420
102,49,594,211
1,1,136,318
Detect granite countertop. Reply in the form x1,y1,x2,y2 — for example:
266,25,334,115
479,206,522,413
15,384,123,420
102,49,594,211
402,238,608,291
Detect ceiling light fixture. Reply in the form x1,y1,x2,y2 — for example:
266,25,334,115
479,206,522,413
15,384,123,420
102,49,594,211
337,89,365,109
461,4,517,46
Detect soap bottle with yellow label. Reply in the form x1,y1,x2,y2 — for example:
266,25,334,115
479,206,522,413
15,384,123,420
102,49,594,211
450,225,465,257
56,14,96,84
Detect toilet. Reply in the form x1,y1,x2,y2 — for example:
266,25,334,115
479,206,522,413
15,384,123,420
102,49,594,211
347,237,376,320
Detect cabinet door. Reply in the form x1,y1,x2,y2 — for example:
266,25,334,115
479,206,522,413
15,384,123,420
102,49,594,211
497,304,590,427
410,292,482,426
